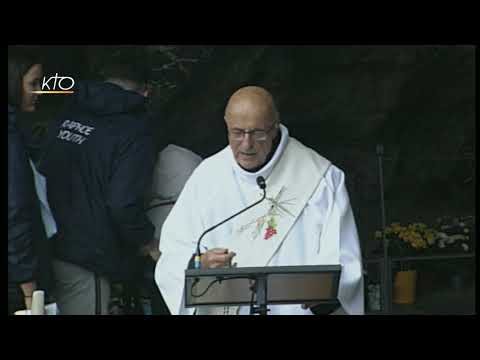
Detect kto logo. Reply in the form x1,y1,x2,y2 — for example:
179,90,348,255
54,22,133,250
32,73,75,94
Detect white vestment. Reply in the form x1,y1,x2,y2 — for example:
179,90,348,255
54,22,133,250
155,125,364,315
147,144,203,241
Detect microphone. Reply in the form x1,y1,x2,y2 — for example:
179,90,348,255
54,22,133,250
256,176,266,190
194,176,267,269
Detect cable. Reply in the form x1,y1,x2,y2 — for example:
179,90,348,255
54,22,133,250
190,275,254,298
191,278,220,298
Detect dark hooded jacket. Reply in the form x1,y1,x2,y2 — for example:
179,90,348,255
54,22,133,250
39,81,155,281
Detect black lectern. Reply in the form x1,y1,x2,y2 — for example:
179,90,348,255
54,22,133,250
185,265,341,315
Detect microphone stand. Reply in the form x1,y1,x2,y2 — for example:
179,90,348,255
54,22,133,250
194,177,267,269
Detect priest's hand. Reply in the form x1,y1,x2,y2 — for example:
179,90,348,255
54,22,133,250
201,248,236,268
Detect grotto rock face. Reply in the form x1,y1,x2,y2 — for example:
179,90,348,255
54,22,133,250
149,46,475,254
22,45,475,255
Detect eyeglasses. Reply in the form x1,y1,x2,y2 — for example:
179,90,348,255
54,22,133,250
227,121,278,142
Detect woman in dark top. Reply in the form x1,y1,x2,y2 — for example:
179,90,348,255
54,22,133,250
8,46,47,314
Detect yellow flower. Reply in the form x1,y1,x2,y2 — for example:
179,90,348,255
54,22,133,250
391,223,402,233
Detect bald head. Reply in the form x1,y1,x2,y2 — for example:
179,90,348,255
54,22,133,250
225,86,280,171
225,86,279,124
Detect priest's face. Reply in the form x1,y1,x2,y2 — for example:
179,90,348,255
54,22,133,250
225,111,279,171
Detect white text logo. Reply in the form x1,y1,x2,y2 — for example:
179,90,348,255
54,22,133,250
32,73,75,94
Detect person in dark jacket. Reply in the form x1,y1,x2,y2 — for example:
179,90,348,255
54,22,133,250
39,52,158,314
8,47,51,315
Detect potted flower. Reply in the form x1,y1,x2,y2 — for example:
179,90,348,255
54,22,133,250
374,222,434,257
373,216,475,304
374,222,437,304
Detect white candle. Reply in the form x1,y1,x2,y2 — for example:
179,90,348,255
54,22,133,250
31,290,45,315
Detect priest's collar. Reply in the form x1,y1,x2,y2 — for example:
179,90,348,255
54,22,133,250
230,124,289,186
